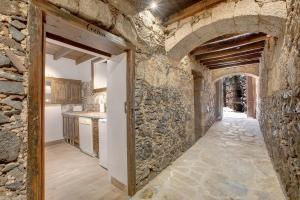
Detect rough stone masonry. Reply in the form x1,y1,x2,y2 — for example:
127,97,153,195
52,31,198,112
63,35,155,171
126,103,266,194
0,0,299,200
258,0,300,199
0,0,29,199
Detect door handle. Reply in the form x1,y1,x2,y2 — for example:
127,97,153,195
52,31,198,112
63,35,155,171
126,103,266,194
124,101,127,113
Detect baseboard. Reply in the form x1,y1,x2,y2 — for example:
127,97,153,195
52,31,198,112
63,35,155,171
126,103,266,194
45,139,64,146
111,176,128,192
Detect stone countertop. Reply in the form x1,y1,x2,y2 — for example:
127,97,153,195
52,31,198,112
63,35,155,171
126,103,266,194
62,111,107,119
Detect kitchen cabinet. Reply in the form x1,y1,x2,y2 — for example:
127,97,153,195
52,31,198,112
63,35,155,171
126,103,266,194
45,77,81,104
62,112,102,157
63,115,79,146
79,117,94,156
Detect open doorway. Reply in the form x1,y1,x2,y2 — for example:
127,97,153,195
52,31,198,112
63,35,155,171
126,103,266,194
44,39,129,199
222,75,258,119
27,3,136,199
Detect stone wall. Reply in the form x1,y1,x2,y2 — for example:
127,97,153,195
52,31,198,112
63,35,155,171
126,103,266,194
211,64,259,83
0,0,29,199
0,0,218,197
134,53,217,189
195,63,217,136
258,0,300,199
260,87,300,200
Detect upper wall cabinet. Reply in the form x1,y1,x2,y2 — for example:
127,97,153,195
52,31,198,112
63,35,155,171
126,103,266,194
92,59,108,93
46,77,81,104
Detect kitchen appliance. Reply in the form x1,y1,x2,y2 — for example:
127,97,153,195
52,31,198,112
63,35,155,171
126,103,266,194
79,117,94,157
99,118,108,168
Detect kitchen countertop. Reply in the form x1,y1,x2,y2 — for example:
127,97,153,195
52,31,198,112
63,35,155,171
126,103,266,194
62,111,107,119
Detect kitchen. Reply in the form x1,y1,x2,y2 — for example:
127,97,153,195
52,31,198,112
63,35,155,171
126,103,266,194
44,37,128,200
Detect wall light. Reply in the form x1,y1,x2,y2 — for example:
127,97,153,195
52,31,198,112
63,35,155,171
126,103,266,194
150,2,157,9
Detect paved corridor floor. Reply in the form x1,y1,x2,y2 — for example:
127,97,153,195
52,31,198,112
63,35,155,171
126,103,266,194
133,115,286,200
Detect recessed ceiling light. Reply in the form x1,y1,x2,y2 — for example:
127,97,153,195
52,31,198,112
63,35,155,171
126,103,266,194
150,2,157,9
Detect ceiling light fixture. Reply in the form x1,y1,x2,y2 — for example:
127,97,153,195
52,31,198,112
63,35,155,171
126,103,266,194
150,2,157,9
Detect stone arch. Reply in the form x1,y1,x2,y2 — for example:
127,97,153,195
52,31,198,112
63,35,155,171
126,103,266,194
165,0,287,61
212,64,259,83
214,73,258,83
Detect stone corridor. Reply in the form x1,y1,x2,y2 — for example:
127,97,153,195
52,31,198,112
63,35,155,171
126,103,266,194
133,115,285,200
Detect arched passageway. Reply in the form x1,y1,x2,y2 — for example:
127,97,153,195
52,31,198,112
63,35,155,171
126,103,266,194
133,0,299,199
161,1,300,199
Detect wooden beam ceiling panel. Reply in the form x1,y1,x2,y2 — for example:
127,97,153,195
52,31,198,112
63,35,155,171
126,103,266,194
192,34,267,56
207,60,260,69
76,54,95,65
202,52,262,65
201,33,264,47
206,57,260,67
53,47,73,60
196,42,265,60
164,0,226,25
199,51,263,63
191,32,268,69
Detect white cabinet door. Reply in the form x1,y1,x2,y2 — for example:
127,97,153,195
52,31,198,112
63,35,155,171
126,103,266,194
107,53,128,185
79,117,93,156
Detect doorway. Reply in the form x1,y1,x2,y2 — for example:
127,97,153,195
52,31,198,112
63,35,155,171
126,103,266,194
192,70,203,140
27,2,136,199
222,75,258,119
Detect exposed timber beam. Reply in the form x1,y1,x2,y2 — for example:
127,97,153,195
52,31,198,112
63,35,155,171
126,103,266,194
46,37,109,59
202,53,262,65
201,33,265,47
192,34,266,55
207,60,260,69
205,57,260,67
196,42,265,60
200,51,262,63
198,48,264,62
76,54,95,65
53,47,73,60
164,0,226,26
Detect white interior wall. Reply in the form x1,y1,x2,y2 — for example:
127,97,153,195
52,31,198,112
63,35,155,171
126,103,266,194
94,62,108,89
45,54,80,80
107,53,128,185
77,60,92,82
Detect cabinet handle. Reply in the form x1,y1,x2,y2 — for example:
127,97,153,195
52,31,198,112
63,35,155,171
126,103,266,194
124,101,127,113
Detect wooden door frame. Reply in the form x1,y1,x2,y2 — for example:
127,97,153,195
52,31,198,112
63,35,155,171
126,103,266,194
27,1,136,199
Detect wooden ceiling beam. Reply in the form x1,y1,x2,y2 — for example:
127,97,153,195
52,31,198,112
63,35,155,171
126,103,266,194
192,35,266,55
202,53,262,65
200,32,265,47
199,51,263,63
196,42,265,60
205,57,260,67
207,60,260,69
53,47,73,60
197,48,264,62
46,37,110,59
164,0,226,26
76,54,95,65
